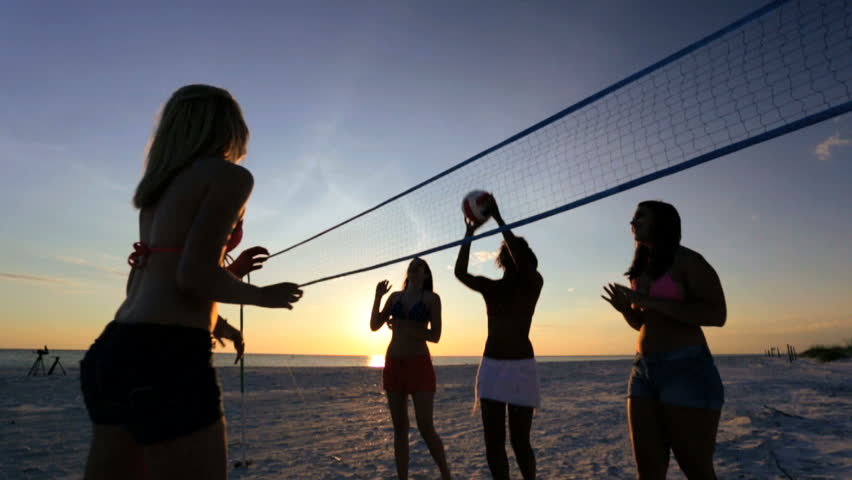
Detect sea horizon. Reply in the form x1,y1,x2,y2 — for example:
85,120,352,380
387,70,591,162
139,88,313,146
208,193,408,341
1,348,763,370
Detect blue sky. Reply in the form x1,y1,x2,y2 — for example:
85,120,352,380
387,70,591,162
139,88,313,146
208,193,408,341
1,0,850,355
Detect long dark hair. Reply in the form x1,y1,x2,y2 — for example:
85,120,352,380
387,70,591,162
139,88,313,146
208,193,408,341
402,257,433,292
626,201,681,281
496,237,538,271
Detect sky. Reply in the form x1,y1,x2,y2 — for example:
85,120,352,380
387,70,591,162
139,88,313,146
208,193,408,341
1,0,850,356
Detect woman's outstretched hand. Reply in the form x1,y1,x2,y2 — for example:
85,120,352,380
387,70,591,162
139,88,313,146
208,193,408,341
259,282,303,309
227,246,269,278
375,279,391,298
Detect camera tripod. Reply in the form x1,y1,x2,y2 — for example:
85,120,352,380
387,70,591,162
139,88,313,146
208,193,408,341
27,346,66,376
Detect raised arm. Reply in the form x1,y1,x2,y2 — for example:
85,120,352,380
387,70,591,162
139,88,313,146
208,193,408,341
454,221,490,292
371,281,394,331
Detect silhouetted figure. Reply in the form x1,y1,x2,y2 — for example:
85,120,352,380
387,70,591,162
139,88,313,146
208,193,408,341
455,196,543,480
602,200,726,480
370,258,452,480
79,84,303,480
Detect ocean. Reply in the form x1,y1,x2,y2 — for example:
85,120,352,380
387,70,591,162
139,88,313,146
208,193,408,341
0,349,632,371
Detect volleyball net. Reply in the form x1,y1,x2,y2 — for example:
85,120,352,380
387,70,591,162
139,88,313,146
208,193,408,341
268,0,852,286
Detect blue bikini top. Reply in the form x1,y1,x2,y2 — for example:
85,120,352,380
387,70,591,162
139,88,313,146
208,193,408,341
391,291,429,323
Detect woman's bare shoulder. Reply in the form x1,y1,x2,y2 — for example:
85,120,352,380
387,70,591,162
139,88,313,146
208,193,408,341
172,159,253,207
675,246,705,263
425,290,441,304
675,246,716,277
190,157,253,186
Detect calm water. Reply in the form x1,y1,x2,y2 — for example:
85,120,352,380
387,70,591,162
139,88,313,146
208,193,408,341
0,349,632,371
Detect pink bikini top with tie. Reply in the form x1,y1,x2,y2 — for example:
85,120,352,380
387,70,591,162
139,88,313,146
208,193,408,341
127,219,243,269
632,272,684,300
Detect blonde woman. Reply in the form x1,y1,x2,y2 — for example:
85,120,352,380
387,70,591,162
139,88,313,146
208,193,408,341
80,85,302,480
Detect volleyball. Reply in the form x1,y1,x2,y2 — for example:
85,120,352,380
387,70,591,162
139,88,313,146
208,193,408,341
462,190,493,225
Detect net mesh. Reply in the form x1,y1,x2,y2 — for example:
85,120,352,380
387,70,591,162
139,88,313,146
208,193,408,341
268,0,852,286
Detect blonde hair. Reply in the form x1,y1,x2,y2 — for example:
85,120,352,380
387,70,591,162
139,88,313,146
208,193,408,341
133,84,250,209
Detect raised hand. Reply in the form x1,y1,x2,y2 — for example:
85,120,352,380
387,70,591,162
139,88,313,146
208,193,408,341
375,279,391,298
227,246,269,278
484,193,501,222
464,218,479,236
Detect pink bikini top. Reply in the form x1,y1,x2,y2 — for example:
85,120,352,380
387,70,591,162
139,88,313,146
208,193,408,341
127,219,243,269
632,272,684,300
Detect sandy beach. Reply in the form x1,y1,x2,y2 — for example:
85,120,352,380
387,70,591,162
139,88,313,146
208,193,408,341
1,355,849,479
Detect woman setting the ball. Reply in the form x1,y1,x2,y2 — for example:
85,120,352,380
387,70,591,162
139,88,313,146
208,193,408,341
454,193,544,480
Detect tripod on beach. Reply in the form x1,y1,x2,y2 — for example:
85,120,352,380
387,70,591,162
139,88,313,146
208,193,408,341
27,346,66,376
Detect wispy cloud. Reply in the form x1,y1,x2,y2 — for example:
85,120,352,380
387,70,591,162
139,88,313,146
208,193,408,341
67,161,127,194
814,134,851,161
729,317,851,336
445,250,498,271
472,250,498,264
2,134,125,194
244,204,280,222
771,319,850,335
0,272,76,285
52,255,126,277
54,255,88,266
0,135,68,154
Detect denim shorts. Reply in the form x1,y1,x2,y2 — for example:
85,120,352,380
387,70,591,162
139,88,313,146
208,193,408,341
80,322,224,445
627,345,724,409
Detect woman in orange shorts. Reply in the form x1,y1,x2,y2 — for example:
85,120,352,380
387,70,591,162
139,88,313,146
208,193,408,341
370,258,452,480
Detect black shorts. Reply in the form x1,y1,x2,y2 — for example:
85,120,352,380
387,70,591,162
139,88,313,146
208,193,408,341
80,321,223,445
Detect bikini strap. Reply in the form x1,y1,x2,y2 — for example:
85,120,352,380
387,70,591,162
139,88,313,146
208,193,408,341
128,242,182,269
128,242,150,269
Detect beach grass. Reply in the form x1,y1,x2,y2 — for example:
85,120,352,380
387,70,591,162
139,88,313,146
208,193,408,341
801,339,852,362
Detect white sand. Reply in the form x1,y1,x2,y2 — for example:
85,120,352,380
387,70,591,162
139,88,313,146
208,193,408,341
1,356,849,479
